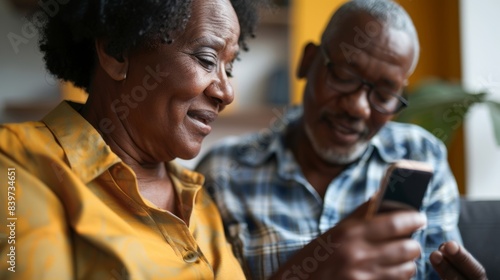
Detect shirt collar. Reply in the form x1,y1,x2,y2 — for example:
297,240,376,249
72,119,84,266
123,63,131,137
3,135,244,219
370,122,405,163
236,105,301,167
236,106,401,168
42,101,122,184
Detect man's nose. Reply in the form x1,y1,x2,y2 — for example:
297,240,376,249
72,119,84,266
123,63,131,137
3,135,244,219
341,87,371,119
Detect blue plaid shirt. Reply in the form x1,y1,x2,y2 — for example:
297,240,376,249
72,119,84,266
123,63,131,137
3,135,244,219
196,107,462,280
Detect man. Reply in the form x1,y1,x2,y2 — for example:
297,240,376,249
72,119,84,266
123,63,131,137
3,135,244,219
196,0,486,279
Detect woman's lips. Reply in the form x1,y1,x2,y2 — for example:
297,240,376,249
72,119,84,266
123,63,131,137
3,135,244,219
187,109,217,135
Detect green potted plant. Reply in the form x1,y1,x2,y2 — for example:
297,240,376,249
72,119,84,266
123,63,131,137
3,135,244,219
395,79,500,147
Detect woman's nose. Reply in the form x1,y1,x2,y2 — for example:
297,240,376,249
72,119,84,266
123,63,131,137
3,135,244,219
205,69,235,108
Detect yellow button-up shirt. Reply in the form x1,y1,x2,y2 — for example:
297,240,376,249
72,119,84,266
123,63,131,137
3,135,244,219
0,102,245,279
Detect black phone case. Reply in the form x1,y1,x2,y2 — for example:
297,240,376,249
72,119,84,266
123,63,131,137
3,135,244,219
377,167,433,213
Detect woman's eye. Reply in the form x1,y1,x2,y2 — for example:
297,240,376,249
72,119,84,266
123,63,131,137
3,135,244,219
197,55,217,70
225,62,234,78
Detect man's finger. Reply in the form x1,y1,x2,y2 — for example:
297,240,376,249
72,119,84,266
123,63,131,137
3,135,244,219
378,260,418,280
377,239,421,266
440,241,487,280
367,211,427,241
430,250,465,280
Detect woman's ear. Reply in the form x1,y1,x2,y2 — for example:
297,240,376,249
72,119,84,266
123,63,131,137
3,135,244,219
297,42,318,79
94,39,129,81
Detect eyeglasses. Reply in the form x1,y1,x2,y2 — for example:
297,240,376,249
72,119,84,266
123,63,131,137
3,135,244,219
320,45,408,115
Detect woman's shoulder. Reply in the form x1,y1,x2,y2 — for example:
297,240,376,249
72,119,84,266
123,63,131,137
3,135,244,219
0,121,48,150
1,120,47,136
1,120,56,142
0,121,65,170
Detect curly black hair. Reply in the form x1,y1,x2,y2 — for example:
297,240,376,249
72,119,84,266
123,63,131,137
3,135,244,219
34,0,272,92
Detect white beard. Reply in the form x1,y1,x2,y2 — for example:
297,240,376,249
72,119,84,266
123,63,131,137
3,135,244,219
305,123,368,165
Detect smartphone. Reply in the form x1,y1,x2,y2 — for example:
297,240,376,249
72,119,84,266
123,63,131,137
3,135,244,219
366,160,434,219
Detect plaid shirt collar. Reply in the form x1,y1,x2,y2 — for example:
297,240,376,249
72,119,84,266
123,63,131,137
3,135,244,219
236,105,401,173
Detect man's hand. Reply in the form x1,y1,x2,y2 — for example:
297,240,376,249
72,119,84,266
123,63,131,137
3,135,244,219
430,241,488,280
270,201,426,280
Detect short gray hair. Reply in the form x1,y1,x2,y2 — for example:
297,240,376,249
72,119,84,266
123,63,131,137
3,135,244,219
322,0,420,73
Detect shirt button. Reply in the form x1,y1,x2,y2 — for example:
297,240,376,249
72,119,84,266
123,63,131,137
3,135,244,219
183,250,199,263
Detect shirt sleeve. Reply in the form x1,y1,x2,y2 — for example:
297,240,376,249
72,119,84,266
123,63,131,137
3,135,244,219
0,151,74,279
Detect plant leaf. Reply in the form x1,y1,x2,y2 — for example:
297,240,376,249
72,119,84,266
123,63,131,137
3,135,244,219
395,79,486,146
485,100,500,146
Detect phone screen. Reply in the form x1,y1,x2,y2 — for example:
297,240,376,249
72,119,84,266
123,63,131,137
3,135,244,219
377,167,433,213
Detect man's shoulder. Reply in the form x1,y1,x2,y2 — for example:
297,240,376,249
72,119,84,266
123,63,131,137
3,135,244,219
375,122,448,161
206,134,252,153
203,130,278,161
380,122,445,145
200,105,301,164
195,129,282,184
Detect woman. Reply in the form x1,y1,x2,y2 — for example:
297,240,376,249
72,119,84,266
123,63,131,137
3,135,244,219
0,0,267,278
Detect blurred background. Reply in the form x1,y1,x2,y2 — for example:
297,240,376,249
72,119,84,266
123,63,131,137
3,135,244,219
1,0,499,199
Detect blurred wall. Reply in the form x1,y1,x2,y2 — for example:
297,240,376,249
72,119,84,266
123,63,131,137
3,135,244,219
0,1,60,122
461,0,500,199
290,0,345,105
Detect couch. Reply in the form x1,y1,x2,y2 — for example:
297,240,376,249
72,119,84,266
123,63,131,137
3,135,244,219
458,198,500,279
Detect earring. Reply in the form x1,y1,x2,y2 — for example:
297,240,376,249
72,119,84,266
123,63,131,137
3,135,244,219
123,73,127,80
